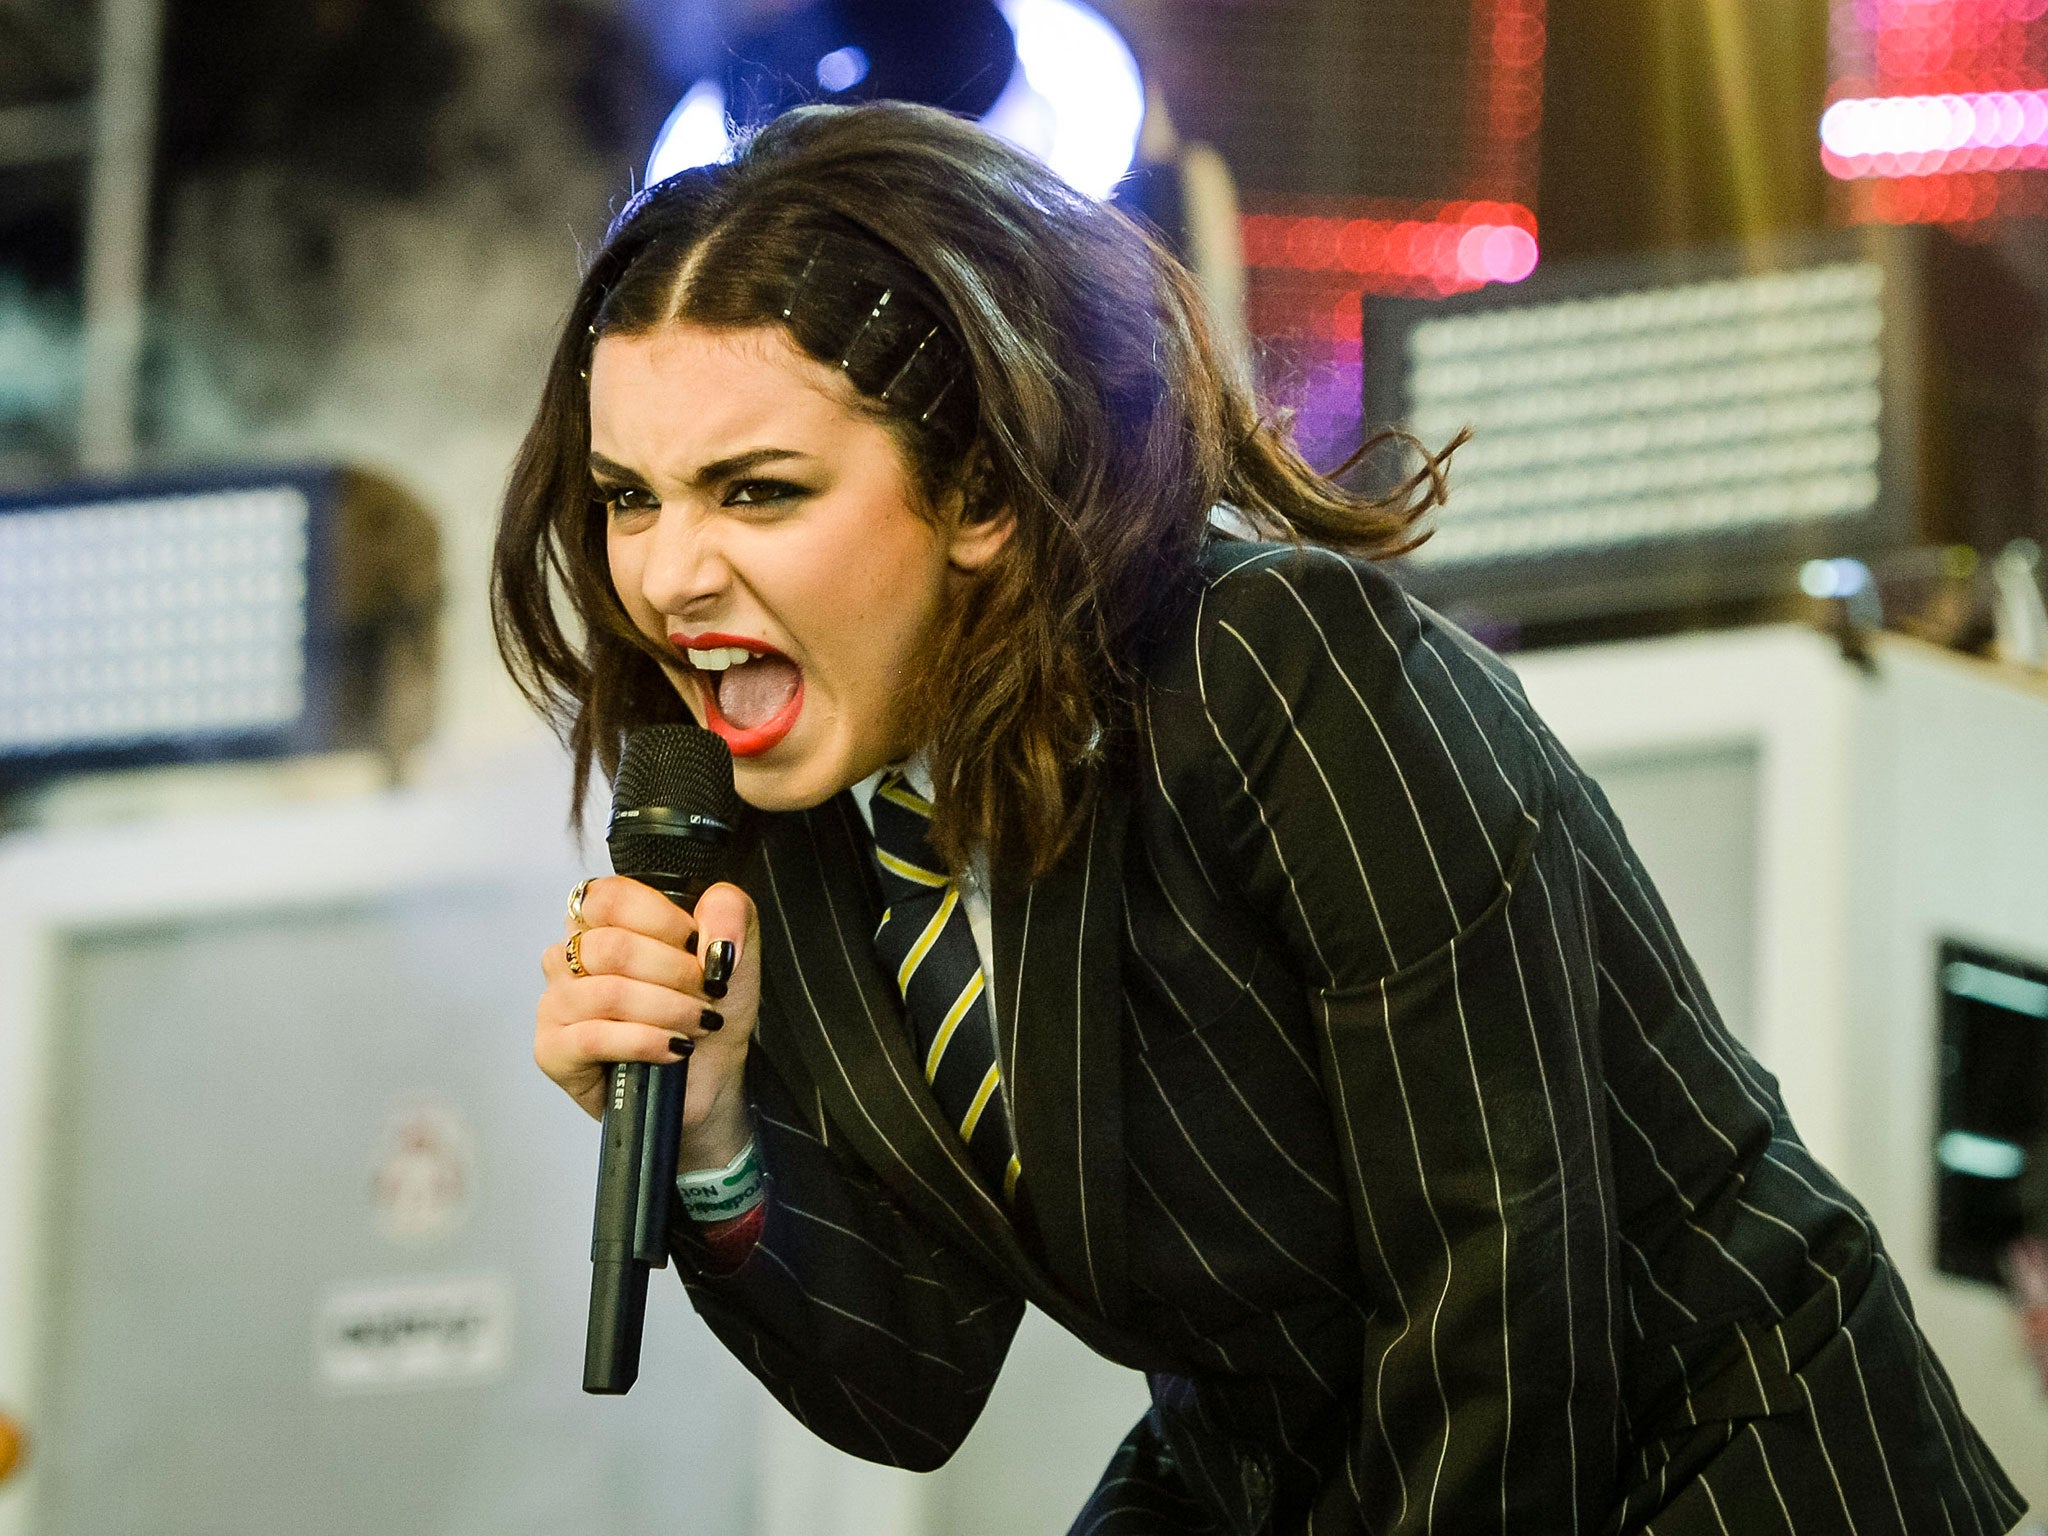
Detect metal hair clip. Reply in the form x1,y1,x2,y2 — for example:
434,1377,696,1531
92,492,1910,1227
917,370,961,426
879,325,941,403
839,289,893,371
782,242,826,321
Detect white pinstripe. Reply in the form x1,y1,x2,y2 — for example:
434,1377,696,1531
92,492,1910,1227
1215,619,1403,965
1131,833,1319,1080
1133,1048,1359,1302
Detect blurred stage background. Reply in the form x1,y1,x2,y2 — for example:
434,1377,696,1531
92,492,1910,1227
2,1,2048,1532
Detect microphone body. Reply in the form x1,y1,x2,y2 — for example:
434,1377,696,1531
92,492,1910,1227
584,726,740,1395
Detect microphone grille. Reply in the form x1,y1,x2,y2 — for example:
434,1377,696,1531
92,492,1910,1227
608,724,740,883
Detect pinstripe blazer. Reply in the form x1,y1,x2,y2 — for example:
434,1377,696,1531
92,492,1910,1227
675,538,2023,1536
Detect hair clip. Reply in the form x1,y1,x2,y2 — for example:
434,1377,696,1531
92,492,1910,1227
839,289,893,371
782,241,826,321
917,370,962,426
879,325,940,403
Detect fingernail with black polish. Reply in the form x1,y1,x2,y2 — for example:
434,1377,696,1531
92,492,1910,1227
703,939,736,997
699,1009,724,1033
684,931,699,956
669,1036,693,1058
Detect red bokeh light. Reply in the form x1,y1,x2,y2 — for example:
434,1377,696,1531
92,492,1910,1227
1243,203,1542,293
1829,0,2047,222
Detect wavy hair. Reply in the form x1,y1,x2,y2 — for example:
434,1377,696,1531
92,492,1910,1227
490,102,1458,877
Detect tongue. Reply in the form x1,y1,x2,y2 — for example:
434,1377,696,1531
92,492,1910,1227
717,655,800,730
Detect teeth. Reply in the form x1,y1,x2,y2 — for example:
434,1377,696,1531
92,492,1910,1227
685,645,754,671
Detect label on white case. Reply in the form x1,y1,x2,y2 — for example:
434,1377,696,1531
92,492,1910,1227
315,1274,511,1393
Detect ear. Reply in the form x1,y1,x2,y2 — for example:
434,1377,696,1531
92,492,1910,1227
946,505,1014,573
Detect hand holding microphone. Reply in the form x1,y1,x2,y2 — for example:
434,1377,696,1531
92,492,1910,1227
537,874,758,1155
533,724,760,1392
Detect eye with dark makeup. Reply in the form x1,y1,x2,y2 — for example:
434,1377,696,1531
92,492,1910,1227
594,481,657,520
723,478,807,508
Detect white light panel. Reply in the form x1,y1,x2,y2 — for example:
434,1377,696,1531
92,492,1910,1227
1405,263,1888,566
0,487,310,754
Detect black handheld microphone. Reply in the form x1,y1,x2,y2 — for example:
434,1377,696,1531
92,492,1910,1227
584,723,741,1395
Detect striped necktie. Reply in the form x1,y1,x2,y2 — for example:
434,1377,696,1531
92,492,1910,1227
868,772,1021,1205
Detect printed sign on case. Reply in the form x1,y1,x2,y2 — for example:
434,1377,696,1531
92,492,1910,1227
315,1275,512,1393
370,1099,473,1243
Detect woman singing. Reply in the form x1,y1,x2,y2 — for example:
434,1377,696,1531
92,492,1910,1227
492,103,2020,1534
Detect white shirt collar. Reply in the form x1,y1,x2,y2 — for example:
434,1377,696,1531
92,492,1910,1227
848,754,937,835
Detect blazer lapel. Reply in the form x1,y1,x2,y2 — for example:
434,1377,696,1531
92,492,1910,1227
991,784,1133,1327
747,794,1022,1280
746,788,1155,1364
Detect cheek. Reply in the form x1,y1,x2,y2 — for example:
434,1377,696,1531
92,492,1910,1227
606,539,655,628
826,536,944,671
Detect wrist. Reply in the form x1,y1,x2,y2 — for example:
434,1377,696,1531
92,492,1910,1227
680,1092,753,1173
675,1137,766,1224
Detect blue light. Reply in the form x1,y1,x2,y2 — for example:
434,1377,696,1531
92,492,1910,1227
816,46,870,94
645,79,732,186
1937,1130,2027,1181
644,0,1143,199
1945,959,2048,1019
1798,557,1873,601
981,0,1144,199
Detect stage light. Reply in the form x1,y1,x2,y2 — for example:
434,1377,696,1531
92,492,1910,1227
1367,227,2045,639
1823,89,2048,165
1946,958,2048,1017
1242,203,1541,296
1823,0,2048,219
1799,557,1875,600
1392,261,1891,569
815,46,870,93
0,468,439,786
979,0,1144,199
643,0,1142,200
645,79,731,185
1937,1131,2028,1181
0,487,310,754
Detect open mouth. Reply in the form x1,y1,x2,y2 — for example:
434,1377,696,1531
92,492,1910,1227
670,631,804,757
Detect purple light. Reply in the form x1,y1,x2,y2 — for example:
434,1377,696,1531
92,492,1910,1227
1457,224,1540,284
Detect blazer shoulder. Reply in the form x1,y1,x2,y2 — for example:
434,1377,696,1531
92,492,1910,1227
1139,537,1552,916
1148,536,1507,709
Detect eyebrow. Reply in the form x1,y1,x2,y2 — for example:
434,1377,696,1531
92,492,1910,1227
587,447,811,487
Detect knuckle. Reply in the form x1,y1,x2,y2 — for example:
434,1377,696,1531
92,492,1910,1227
579,928,615,973
586,876,635,928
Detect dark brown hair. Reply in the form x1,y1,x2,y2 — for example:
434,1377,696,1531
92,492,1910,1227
491,102,1456,877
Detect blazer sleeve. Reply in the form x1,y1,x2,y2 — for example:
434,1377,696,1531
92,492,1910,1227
672,1043,1026,1471
1180,543,1616,1529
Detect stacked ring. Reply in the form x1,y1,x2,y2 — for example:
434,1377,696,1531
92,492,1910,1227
565,930,590,978
567,877,594,929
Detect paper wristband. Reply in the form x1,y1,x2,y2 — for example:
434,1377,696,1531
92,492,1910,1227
676,1137,766,1223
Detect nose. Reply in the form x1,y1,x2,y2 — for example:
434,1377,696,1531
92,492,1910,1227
638,502,730,622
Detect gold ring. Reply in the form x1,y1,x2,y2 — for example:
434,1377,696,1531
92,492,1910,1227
565,929,589,978
567,877,594,930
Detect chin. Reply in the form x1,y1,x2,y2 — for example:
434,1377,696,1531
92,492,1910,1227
731,756,845,814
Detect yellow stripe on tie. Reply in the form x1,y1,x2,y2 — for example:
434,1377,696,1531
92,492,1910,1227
876,847,948,889
959,1061,1002,1142
923,970,986,1082
896,887,959,995
1003,1154,1022,1203
875,779,936,817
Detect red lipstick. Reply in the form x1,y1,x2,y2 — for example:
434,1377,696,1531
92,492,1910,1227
670,631,782,654
668,631,803,758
